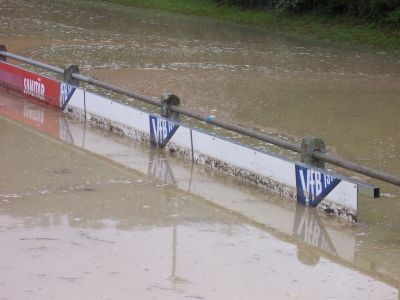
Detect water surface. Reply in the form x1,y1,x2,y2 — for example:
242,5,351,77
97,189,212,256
0,0,399,298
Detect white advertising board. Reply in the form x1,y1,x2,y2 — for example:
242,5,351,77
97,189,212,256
61,83,361,220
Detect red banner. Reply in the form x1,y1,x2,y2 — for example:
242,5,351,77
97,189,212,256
0,61,60,108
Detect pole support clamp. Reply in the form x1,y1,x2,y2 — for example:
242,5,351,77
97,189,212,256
0,45,7,62
64,65,80,86
301,136,325,168
161,93,180,121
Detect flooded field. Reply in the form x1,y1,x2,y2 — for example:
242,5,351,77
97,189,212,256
1,91,399,299
0,0,399,299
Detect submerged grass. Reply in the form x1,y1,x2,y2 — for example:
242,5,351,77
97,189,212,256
101,0,400,51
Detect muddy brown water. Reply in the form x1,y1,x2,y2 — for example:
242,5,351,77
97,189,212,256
0,0,400,299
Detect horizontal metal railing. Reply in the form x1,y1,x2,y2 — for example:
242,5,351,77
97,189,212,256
1,49,399,188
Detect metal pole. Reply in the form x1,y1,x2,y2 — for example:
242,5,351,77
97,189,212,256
71,72,302,152
0,45,7,61
1,50,399,187
72,73,161,107
170,105,301,153
0,50,299,152
314,152,400,187
0,51,64,74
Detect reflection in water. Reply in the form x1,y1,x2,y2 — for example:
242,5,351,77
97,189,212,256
23,102,44,123
0,91,399,299
60,116,75,145
169,203,189,286
148,151,176,186
293,205,337,258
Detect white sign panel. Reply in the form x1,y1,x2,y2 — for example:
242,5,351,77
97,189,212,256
62,83,359,219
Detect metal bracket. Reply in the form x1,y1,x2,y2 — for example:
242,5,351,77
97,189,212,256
301,136,325,168
0,45,7,62
161,93,180,121
64,64,80,86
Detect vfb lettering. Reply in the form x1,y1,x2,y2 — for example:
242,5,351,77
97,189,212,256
60,83,76,110
295,165,341,206
24,77,45,100
148,153,175,185
149,116,179,148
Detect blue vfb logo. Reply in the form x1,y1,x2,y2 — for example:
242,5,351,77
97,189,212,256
149,115,179,148
295,165,341,206
60,83,76,110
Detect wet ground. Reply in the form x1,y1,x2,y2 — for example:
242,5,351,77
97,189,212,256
0,92,399,299
0,0,399,299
